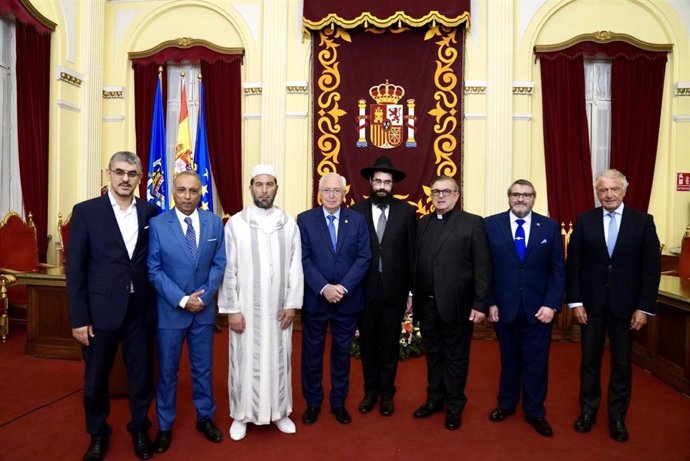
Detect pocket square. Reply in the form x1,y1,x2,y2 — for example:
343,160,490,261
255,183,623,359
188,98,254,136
540,239,547,244
144,225,149,230
208,238,217,241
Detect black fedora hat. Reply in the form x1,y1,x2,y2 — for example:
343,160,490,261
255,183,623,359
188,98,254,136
360,155,407,182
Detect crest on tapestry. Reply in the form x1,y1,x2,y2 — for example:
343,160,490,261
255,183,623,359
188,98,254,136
356,80,417,149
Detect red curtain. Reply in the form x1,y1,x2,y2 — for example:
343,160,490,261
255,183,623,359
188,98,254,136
131,49,243,214
15,21,51,261
200,59,243,215
132,63,168,199
610,56,666,212
538,55,594,226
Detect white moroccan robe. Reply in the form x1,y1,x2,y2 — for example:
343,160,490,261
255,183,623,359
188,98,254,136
218,205,304,424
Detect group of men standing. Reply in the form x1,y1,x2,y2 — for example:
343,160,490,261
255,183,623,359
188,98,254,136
67,151,660,461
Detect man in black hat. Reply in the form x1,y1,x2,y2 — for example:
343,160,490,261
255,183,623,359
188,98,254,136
352,156,416,416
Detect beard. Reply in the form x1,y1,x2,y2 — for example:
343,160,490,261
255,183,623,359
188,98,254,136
371,189,392,205
253,195,275,209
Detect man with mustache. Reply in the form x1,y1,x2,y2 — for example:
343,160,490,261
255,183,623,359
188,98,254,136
352,156,416,417
67,151,160,460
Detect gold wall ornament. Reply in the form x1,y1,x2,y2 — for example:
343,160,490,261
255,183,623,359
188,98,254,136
102,90,124,99
58,72,82,87
0,273,16,342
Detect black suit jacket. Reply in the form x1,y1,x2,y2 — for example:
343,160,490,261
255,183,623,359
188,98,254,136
566,206,660,318
67,194,160,330
415,210,492,323
352,198,416,308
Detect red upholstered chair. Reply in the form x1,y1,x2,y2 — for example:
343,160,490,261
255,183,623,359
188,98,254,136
57,212,71,266
0,211,41,308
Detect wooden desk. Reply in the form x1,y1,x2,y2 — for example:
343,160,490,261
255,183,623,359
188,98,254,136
633,275,690,394
15,267,81,360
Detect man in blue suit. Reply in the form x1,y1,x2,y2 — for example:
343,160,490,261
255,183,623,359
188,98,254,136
297,172,371,425
67,151,160,461
148,171,226,452
485,179,565,437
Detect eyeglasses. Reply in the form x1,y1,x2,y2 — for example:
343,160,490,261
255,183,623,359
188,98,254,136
320,188,344,196
372,179,393,187
111,169,141,179
509,192,535,199
430,189,455,197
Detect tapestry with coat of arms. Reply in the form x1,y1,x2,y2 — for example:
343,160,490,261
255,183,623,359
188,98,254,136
305,4,469,215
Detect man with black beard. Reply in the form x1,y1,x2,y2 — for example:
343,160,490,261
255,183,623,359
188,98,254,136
352,156,416,416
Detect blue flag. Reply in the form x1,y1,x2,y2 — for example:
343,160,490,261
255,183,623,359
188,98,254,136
146,74,167,210
194,79,213,212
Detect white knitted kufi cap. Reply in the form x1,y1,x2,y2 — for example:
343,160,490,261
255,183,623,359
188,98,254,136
250,164,277,180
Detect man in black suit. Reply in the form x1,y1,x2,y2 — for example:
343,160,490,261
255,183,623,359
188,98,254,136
352,156,416,417
567,169,660,442
412,175,491,430
67,151,160,461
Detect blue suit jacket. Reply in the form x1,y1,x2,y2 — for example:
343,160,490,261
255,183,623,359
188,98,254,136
67,195,160,330
297,206,371,314
148,209,226,329
485,211,565,324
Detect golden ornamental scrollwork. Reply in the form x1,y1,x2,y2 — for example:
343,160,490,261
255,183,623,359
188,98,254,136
315,27,348,177
59,72,82,87
103,90,123,99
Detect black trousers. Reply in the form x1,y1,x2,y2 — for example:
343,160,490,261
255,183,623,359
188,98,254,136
82,296,154,436
358,274,405,399
417,296,473,414
578,306,633,421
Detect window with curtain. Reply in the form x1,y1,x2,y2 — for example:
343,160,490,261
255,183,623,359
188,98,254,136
584,58,611,207
0,16,23,218
165,61,220,211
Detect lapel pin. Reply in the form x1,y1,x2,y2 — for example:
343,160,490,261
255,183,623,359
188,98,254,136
344,219,348,224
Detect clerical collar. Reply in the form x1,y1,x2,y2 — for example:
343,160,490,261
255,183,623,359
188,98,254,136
436,209,453,220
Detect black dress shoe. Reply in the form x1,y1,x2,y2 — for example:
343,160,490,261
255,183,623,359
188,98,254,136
574,413,597,433
609,419,629,442
131,430,153,460
413,401,444,419
444,412,461,430
380,397,395,417
526,417,553,437
83,435,109,461
489,407,516,422
358,394,377,414
302,406,320,424
331,406,352,424
153,429,172,454
196,419,223,443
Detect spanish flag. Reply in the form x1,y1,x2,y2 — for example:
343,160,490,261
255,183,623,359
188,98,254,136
174,73,193,174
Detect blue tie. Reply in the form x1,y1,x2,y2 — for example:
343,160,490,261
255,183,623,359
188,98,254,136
514,218,526,261
327,214,337,251
184,216,198,263
607,212,618,257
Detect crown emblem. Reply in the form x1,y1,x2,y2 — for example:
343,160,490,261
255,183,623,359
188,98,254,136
369,80,405,104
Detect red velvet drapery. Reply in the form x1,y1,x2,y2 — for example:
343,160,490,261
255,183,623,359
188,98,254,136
131,49,243,214
200,59,243,215
15,22,51,261
610,56,667,212
538,55,594,226
132,64,168,199
536,40,668,221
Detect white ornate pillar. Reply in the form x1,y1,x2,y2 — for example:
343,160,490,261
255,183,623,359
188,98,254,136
260,0,289,185
79,0,105,198
485,0,514,214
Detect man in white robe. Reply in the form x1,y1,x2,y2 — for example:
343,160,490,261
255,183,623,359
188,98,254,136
218,164,304,441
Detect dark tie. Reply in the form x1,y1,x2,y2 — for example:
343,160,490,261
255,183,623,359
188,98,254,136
376,205,387,271
514,218,526,261
184,216,198,263
327,214,337,251
607,212,618,257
